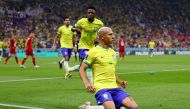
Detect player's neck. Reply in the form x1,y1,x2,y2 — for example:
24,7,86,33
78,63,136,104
98,44,109,49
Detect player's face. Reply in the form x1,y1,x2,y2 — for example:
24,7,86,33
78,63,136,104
103,29,115,45
64,18,70,26
87,9,95,19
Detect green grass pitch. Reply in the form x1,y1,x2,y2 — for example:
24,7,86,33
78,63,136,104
0,55,190,109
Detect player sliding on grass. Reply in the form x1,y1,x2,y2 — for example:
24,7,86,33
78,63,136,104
80,27,138,109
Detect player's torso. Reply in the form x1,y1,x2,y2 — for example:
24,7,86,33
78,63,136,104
0,41,3,50
91,46,118,92
78,18,103,49
149,42,155,48
26,36,33,50
119,38,125,47
10,38,16,49
59,25,74,48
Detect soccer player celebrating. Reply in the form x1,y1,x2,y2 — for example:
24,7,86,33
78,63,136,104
118,35,126,61
52,17,76,79
4,31,19,64
71,6,104,83
20,30,39,68
80,27,138,109
0,38,4,61
148,39,155,57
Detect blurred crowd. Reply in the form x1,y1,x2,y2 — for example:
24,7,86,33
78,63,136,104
0,0,190,49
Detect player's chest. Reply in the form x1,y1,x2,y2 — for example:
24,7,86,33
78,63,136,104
61,28,73,35
95,53,117,65
82,23,100,32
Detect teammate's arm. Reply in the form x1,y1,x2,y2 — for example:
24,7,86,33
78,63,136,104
71,26,81,33
51,35,60,51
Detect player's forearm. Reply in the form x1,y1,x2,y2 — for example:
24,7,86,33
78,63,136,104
53,35,58,45
80,69,88,84
71,27,81,33
80,64,90,85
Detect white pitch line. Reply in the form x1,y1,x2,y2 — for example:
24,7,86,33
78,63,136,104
0,103,43,109
118,68,190,75
0,77,63,83
0,69,190,83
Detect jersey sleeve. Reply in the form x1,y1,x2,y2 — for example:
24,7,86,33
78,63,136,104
83,49,95,66
75,18,83,28
57,26,62,36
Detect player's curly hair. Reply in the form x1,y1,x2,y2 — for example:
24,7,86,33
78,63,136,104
87,6,96,11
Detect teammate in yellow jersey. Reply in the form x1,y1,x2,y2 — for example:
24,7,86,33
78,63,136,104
0,38,4,61
71,6,104,83
52,17,76,79
80,27,138,109
148,39,155,57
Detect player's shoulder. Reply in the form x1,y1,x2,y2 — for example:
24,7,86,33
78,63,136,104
88,46,99,54
109,48,116,53
78,18,87,23
58,25,66,30
94,18,104,25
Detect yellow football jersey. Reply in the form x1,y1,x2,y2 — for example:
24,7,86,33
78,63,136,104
75,18,104,49
83,45,118,93
149,41,155,49
57,25,75,48
0,41,3,51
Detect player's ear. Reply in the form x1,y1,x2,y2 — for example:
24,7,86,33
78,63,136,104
100,35,104,39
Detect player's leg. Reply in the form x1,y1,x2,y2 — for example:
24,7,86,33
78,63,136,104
20,54,28,68
61,48,72,79
4,52,11,64
69,49,85,72
30,51,39,68
13,52,19,64
119,52,122,60
95,89,116,109
150,49,153,57
110,88,138,109
0,50,2,61
74,51,77,62
79,49,93,84
59,48,65,69
121,52,125,61
122,96,138,109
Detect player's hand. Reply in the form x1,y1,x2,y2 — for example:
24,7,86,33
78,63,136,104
71,28,76,32
120,81,128,89
85,82,95,93
51,44,56,51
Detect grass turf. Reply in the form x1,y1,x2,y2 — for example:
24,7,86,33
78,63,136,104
0,55,190,109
